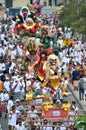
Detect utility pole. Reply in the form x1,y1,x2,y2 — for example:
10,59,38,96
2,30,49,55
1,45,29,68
78,0,80,4
47,0,49,6
77,0,80,17
67,0,69,4
52,0,54,7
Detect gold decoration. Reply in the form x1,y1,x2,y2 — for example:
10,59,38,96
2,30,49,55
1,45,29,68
40,80,49,88
26,92,33,100
42,101,56,111
37,71,45,81
62,99,71,110
63,38,71,46
50,78,61,90
33,95,45,99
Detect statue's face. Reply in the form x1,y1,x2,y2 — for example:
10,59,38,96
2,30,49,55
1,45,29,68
49,58,57,65
48,54,57,65
28,41,37,55
22,8,28,17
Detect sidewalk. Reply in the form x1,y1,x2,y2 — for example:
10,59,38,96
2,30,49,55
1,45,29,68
68,82,86,114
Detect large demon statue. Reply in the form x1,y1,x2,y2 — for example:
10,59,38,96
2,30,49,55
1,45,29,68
12,6,35,25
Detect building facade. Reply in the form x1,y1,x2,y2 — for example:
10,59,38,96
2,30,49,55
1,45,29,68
0,0,64,8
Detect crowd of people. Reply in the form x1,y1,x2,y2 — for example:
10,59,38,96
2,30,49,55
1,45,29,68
0,4,86,130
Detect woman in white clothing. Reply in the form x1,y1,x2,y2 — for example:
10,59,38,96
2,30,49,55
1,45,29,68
7,96,14,113
8,105,17,130
40,119,53,130
14,117,27,130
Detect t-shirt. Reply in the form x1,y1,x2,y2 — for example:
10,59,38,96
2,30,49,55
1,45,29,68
15,124,26,130
8,113,17,126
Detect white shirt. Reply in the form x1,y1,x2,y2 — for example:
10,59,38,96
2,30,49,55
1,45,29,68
4,81,11,92
54,126,66,130
12,81,20,93
0,63,5,71
40,125,53,130
8,112,17,126
19,80,25,93
14,124,27,130
7,99,14,113
10,50,17,59
9,62,16,73
28,109,38,118
61,56,69,64
0,33,5,41
0,47,5,56
17,45,23,56
0,92,9,102
59,51,64,59
8,43,15,50
26,80,31,88
33,80,40,90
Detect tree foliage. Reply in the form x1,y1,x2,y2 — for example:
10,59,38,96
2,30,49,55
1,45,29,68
58,0,86,38
75,115,86,130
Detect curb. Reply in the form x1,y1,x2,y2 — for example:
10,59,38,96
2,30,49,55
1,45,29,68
68,82,86,113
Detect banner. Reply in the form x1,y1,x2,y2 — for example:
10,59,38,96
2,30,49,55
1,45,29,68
44,108,69,119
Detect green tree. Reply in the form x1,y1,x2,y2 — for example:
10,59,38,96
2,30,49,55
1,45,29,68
58,0,86,39
75,115,86,130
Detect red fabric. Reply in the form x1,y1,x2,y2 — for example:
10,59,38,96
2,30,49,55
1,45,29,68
30,27,36,34
38,67,45,77
35,12,41,17
14,26,18,34
44,108,69,119
46,48,53,55
20,42,24,48
23,12,28,17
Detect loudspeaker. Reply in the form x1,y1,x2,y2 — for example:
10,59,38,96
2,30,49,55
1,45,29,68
5,0,13,8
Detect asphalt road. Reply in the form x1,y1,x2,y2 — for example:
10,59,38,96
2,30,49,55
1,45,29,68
0,113,8,130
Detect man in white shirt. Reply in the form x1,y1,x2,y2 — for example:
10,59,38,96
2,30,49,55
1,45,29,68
18,78,25,100
28,105,38,119
77,50,83,65
40,119,53,130
61,55,69,65
7,96,14,113
15,117,27,130
11,80,21,100
57,37,64,49
0,89,9,102
33,80,41,91
9,59,16,74
10,48,17,60
4,77,11,93
0,63,5,72
8,106,17,129
54,121,66,130
0,46,5,57
17,45,23,56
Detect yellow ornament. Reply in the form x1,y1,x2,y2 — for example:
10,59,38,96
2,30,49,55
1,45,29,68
64,38,71,46
26,92,33,100
62,99,71,110
16,15,19,19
